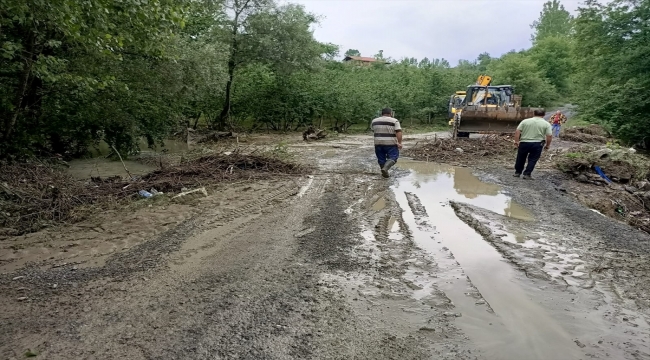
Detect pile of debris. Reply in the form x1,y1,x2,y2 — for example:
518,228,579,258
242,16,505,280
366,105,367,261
0,152,307,235
403,134,515,164
562,124,611,144
303,126,327,141
556,144,650,233
556,145,647,184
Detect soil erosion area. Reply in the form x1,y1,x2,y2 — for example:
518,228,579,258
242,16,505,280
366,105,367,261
2,131,650,359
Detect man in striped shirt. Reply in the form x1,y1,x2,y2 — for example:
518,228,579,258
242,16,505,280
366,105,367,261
371,108,403,178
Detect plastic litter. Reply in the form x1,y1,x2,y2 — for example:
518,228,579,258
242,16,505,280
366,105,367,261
138,190,153,198
594,166,612,183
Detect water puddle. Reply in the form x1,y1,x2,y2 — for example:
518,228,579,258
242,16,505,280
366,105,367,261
322,150,337,158
67,138,189,179
396,160,533,221
392,160,585,359
371,197,386,211
67,159,158,180
89,139,189,157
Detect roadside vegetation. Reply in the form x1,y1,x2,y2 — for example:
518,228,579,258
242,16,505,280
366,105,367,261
3,0,648,161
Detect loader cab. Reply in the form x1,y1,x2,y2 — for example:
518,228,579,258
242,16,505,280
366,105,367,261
448,91,466,122
463,85,514,107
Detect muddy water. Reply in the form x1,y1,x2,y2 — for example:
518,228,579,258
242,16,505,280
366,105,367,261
89,139,189,157
67,159,158,180
67,139,188,179
393,160,584,359
397,160,533,221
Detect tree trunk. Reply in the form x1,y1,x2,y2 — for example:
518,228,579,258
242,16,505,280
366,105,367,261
4,39,34,140
218,59,236,130
218,4,242,131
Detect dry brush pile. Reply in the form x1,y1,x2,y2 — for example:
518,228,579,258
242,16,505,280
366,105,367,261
0,152,308,235
561,124,611,144
403,134,516,164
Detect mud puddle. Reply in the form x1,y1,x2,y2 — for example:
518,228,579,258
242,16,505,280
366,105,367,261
67,138,189,179
67,158,158,180
392,160,586,359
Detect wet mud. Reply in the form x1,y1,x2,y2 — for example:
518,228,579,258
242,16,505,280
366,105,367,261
2,132,650,359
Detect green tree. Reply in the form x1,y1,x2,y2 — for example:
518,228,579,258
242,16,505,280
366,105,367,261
487,52,557,107
477,52,492,72
573,0,650,147
0,0,186,157
344,49,361,57
529,36,574,95
530,0,574,43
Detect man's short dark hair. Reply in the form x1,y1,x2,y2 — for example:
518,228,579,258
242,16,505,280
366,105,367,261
381,108,392,115
534,109,546,117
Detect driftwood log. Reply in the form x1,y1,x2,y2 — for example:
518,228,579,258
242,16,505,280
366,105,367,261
302,126,327,141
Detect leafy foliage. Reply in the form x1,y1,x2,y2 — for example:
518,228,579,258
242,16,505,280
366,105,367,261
531,0,574,42
573,0,650,147
9,0,645,159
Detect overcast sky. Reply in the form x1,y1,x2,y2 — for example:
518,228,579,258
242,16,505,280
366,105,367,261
287,0,581,65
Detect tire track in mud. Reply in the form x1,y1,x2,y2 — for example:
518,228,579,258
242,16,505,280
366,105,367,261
403,192,492,312
0,183,300,289
311,178,481,359
399,191,592,360
0,181,308,359
449,201,552,281
450,200,650,359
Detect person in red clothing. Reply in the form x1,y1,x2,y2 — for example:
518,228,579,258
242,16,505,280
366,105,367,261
549,110,567,137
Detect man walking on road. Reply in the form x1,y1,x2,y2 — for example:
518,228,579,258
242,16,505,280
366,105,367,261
371,108,403,178
549,110,567,137
514,109,552,179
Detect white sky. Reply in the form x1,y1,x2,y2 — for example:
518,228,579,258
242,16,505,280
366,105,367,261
288,0,582,64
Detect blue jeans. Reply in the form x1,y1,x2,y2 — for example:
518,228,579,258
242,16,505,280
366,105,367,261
375,145,399,167
515,142,544,175
552,124,561,137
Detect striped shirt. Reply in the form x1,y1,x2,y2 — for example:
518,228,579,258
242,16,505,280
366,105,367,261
371,116,402,146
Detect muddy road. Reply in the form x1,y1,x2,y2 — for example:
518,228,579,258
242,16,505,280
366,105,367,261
2,133,650,359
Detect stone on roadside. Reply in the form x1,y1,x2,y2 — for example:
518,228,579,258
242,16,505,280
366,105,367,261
643,192,650,210
576,174,589,183
636,181,650,191
624,185,638,194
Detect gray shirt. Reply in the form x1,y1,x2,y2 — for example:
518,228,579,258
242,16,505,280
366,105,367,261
371,116,402,146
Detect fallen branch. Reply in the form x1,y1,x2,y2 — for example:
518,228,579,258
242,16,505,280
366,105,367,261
110,144,133,179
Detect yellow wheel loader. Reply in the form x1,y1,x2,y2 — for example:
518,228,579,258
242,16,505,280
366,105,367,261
449,79,541,139
448,75,492,137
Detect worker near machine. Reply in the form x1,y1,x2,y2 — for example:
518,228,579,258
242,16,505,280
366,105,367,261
371,107,403,178
513,109,552,179
549,110,567,137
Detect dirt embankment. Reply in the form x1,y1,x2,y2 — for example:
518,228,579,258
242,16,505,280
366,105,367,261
404,125,650,235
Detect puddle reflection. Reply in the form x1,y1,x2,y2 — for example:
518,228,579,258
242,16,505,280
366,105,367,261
396,160,533,221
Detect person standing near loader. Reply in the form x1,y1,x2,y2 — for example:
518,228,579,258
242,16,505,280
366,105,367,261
549,110,567,137
513,109,552,179
371,108,403,178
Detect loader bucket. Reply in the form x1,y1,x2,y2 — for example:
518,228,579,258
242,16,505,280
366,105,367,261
457,106,540,133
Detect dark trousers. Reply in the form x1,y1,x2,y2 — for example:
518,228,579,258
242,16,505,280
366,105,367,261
375,145,399,166
515,142,544,175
